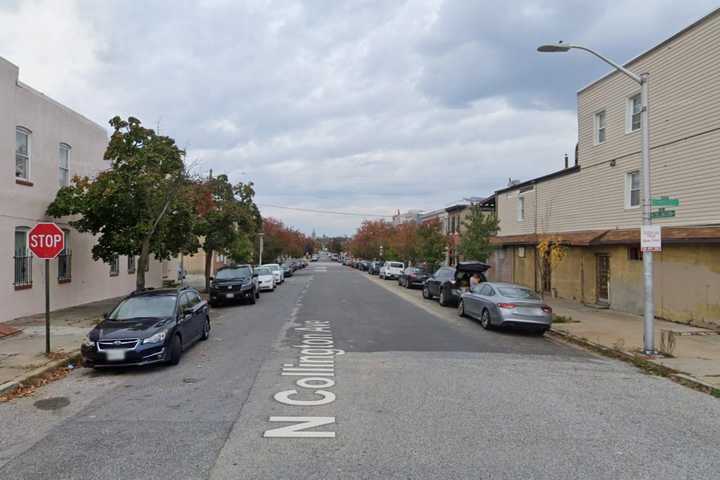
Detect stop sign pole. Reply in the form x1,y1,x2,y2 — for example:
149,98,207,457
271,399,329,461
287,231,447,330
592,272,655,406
28,223,65,355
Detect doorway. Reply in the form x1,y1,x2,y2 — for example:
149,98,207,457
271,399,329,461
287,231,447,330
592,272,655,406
596,254,610,304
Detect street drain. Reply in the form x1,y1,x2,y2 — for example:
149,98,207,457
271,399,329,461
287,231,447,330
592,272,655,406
183,377,200,384
34,396,70,411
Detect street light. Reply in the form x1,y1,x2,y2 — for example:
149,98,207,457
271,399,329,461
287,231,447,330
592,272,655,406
538,42,656,355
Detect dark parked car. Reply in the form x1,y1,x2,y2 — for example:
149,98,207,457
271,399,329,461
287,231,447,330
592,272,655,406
281,262,294,277
359,260,371,271
398,267,429,289
209,265,259,306
81,287,210,368
369,261,384,275
423,261,491,307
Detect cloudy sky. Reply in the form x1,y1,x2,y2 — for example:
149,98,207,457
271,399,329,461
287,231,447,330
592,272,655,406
1,0,716,235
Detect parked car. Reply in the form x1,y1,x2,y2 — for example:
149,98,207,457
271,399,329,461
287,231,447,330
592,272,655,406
398,266,429,289
255,266,276,291
359,260,371,271
380,261,405,280
264,263,284,284
209,265,259,306
458,282,552,334
281,262,294,277
424,261,490,307
81,287,210,368
311,255,319,262
368,261,384,275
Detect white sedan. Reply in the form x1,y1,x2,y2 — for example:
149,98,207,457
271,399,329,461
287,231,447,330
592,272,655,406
254,266,276,291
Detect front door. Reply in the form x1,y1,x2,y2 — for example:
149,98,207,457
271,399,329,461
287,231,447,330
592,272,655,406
596,254,610,304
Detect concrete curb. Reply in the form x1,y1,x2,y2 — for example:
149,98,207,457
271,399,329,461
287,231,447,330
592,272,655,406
0,350,82,397
548,328,720,398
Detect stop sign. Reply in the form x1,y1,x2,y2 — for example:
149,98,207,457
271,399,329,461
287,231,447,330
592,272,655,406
28,223,65,259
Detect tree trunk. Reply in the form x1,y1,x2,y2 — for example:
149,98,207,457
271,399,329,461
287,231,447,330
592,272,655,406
136,236,151,291
204,247,214,292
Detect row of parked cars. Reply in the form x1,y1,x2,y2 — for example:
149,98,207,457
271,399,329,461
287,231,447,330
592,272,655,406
347,259,554,335
81,259,310,369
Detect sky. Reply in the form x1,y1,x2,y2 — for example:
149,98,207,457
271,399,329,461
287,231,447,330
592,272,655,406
1,0,717,236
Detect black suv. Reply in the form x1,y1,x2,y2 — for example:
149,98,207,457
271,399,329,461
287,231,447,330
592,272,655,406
81,287,210,368
209,265,259,307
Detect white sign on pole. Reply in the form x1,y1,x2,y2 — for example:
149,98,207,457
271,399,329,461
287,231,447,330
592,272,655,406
641,225,662,252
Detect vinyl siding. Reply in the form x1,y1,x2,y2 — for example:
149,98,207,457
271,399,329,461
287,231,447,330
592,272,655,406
497,9,720,236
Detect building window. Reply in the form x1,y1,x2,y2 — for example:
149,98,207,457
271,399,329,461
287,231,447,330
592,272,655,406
58,229,72,282
627,93,642,132
594,110,606,144
109,255,119,276
127,255,136,274
517,246,526,258
59,143,71,187
517,196,525,221
627,246,643,261
625,171,640,208
16,127,31,180
14,227,32,287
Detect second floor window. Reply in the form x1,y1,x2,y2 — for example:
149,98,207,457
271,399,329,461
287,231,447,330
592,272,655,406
110,255,119,276
517,196,525,221
594,110,606,144
16,127,31,180
59,143,71,186
627,93,642,132
128,255,136,274
626,171,640,208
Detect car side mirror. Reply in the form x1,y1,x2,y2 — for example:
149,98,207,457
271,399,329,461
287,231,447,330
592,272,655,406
102,312,109,320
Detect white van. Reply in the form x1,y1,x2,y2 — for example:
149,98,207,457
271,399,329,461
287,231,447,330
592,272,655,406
380,261,405,280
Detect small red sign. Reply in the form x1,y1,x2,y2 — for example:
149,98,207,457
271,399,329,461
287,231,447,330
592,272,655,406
28,223,65,259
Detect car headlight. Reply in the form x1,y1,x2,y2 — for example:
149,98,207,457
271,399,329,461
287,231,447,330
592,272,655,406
82,335,95,347
142,330,167,345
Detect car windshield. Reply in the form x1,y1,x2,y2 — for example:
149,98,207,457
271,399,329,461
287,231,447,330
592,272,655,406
108,295,177,320
497,287,541,300
255,267,271,276
216,267,251,280
390,262,403,268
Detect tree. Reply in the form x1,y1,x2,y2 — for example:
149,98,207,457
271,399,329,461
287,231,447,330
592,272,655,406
536,236,567,296
416,220,447,269
47,116,197,290
389,223,418,263
457,205,500,262
192,174,260,291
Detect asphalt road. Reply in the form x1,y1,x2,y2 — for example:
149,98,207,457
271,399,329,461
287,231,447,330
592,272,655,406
1,260,720,479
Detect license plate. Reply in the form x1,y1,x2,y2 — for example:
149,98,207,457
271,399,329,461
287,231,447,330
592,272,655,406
225,293,234,298
106,350,126,361
517,307,542,315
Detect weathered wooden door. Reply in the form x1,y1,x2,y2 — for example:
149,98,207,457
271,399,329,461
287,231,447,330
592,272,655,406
596,254,610,304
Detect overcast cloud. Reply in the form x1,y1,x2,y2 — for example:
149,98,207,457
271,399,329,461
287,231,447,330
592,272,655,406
1,0,716,235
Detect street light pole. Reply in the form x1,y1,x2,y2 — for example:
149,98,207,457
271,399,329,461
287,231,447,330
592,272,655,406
538,42,656,355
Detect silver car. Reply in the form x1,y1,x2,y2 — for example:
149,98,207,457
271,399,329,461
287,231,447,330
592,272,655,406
458,282,552,333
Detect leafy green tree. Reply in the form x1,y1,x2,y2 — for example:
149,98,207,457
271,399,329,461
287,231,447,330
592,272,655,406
416,221,447,270
193,175,260,290
228,232,255,264
47,116,197,290
458,205,500,262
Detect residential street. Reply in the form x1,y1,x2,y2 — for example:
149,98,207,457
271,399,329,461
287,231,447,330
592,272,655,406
0,261,719,479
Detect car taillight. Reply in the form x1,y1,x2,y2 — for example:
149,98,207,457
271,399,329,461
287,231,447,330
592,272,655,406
497,303,516,310
541,305,552,313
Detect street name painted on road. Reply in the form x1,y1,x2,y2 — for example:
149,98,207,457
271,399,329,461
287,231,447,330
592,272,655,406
264,315,343,439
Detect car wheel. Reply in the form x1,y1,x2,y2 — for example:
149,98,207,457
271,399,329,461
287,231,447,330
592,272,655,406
201,317,210,341
249,290,257,305
209,300,218,308
439,289,448,306
458,300,465,317
256,289,260,299
480,309,492,330
422,286,430,299
167,334,183,365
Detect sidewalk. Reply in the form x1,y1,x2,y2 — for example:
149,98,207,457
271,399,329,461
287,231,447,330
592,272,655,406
547,298,720,391
0,297,120,394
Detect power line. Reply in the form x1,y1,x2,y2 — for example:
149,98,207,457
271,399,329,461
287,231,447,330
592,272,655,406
257,203,393,218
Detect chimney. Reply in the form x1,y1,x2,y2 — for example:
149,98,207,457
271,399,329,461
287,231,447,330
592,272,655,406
564,153,569,169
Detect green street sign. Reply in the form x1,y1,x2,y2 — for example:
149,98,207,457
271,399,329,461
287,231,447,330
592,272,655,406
651,208,676,219
652,196,680,207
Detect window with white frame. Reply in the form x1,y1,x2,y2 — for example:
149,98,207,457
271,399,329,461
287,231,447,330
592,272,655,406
517,196,525,221
14,227,32,287
594,110,606,144
127,255,136,274
59,143,71,187
109,255,119,276
16,127,31,180
627,93,642,132
58,229,71,281
625,171,640,208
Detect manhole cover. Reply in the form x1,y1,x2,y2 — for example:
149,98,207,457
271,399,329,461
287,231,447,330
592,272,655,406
34,396,70,411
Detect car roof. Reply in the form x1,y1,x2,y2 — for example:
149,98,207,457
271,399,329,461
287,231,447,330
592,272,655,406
218,264,252,270
485,282,531,289
129,287,195,297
